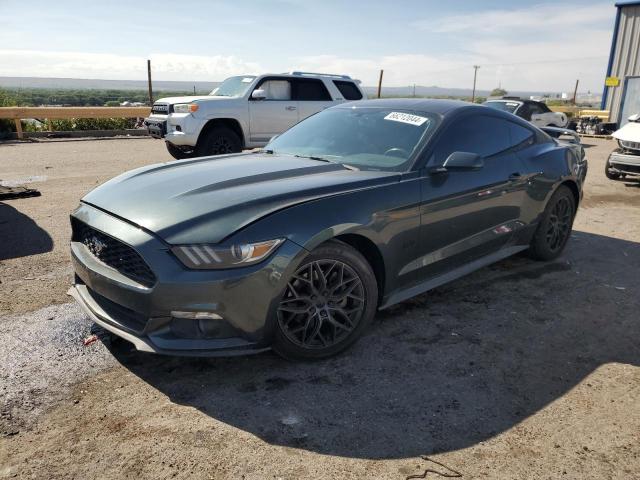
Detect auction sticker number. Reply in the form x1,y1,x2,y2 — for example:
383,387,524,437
384,112,428,126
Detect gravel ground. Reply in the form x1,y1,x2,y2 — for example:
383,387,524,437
1,137,639,479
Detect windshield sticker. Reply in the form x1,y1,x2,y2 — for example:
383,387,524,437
241,77,254,83
384,112,428,126
506,102,519,107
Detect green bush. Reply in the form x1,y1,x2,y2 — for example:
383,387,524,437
22,117,137,132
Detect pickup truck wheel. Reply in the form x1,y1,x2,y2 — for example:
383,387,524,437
196,126,242,156
165,142,195,160
605,154,622,180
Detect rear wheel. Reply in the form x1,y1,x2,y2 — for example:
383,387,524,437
196,126,242,157
165,142,195,160
528,185,576,261
273,241,378,360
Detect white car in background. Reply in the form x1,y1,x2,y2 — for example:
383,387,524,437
483,98,568,129
144,72,366,159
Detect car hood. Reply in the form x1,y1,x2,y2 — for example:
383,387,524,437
155,95,230,104
82,153,399,244
613,121,640,142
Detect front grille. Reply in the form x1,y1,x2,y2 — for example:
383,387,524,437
85,285,148,334
620,140,640,152
72,219,156,287
151,103,170,115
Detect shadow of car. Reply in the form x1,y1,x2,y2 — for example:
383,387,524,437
0,202,53,261
105,230,639,460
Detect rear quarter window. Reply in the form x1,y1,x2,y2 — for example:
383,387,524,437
333,80,363,100
293,79,331,101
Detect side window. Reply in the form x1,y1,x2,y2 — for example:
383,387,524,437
517,104,532,120
333,80,363,100
509,122,534,147
529,103,546,116
256,79,292,100
293,79,331,101
538,102,551,113
433,115,513,162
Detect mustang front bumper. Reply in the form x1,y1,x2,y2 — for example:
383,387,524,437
68,202,307,356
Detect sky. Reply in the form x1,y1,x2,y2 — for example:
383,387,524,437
0,0,619,92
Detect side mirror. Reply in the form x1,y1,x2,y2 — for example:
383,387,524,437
431,151,483,173
251,89,266,100
628,113,640,123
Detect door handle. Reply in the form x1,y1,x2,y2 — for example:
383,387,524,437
285,106,297,111
508,172,522,181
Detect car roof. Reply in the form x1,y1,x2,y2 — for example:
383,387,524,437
339,98,478,115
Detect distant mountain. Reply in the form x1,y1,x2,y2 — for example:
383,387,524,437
0,76,591,101
0,76,219,92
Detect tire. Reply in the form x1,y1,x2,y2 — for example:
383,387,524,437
196,126,242,157
528,185,576,261
273,240,378,360
165,141,195,160
605,154,622,180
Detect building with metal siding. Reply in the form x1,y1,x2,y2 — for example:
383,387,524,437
602,0,640,125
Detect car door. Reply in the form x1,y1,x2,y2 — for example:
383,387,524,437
293,78,335,121
412,113,530,281
248,77,299,144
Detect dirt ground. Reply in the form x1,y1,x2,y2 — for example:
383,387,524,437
1,137,639,479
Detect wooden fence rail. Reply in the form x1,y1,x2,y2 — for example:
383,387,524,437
0,106,151,139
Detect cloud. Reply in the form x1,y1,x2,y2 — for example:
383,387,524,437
0,50,263,81
0,1,614,94
419,2,611,34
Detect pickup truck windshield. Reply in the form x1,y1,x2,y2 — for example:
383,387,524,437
483,101,521,114
210,76,256,97
266,107,439,171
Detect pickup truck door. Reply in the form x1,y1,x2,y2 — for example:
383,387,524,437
248,78,299,144
293,78,335,121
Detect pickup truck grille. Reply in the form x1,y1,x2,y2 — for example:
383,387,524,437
71,219,156,288
151,103,170,115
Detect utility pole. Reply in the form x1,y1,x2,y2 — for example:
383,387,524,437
471,65,480,103
572,79,579,105
147,59,153,105
377,69,384,99
413,84,416,97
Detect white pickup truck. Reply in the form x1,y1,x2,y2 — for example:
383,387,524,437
483,98,568,129
144,71,366,159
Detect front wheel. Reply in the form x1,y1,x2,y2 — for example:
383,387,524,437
196,126,242,157
528,185,576,261
605,154,622,180
273,241,378,360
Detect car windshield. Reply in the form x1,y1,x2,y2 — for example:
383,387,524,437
210,76,256,97
265,107,439,171
484,101,521,114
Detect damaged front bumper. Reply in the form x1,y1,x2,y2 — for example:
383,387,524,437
68,202,306,356
608,149,640,176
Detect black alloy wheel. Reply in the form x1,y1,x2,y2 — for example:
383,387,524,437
196,126,242,156
545,196,572,252
273,241,378,360
528,185,576,261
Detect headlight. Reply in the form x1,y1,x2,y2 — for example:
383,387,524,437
173,103,199,113
172,239,284,269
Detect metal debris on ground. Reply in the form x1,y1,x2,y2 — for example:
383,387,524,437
82,334,99,346
0,185,41,200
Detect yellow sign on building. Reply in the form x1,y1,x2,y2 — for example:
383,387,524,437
605,76,620,87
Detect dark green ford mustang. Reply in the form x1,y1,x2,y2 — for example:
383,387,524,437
69,99,587,359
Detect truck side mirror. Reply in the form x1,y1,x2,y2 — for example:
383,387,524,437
251,89,266,100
